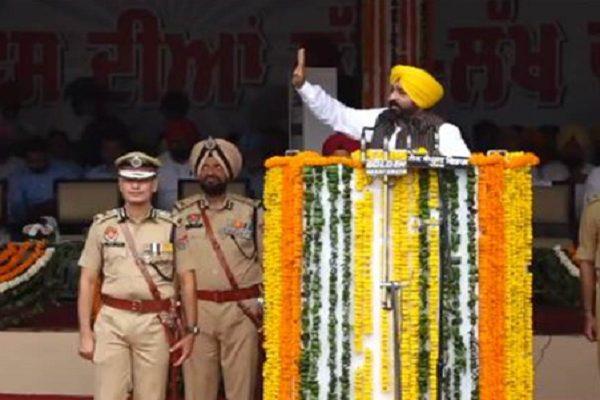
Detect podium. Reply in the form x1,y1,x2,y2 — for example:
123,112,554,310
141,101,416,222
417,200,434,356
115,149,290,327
262,149,538,400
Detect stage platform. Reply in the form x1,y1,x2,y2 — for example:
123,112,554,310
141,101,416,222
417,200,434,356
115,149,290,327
0,330,598,399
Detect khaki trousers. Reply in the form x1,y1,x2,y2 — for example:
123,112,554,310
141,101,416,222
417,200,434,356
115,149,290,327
93,306,170,400
184,300,260,400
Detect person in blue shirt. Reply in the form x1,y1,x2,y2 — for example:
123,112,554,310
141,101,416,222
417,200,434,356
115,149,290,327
85,133,129,179
8,137,81,224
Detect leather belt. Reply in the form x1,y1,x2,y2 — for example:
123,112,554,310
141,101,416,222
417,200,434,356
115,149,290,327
196,284,261,303
101,294,172,313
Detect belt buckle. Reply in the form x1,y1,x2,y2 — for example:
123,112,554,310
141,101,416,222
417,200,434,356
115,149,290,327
211,292,222,303
131,300,143,313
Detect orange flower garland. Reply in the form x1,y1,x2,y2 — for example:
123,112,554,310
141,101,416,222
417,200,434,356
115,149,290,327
0,241,44,282
264,152,360,399
470,154,506,400
277,161,303,400
261,149,538,400
0,242,19,265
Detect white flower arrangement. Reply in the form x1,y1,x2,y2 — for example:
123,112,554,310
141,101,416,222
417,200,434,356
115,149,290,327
552,245,580,278
0,247,55,293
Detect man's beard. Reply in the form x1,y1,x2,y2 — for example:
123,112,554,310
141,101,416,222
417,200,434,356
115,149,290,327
387,100,415,119
200,176,227,196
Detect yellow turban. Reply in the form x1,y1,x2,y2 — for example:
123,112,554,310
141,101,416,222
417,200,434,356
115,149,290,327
389,65,444,109
189,137,243,180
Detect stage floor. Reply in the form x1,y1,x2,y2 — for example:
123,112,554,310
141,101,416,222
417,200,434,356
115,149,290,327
0,331,599,399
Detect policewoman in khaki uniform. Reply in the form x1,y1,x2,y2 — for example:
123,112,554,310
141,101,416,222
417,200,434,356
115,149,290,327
174,138,263,400
77,152,199,400
577,195,600,366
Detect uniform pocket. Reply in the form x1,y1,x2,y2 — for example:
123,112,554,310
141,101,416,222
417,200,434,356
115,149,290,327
102,245,127,262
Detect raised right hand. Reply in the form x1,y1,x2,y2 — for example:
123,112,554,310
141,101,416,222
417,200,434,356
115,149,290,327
291,48,306,88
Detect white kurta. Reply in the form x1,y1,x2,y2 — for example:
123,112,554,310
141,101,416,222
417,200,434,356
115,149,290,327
296,81,471,157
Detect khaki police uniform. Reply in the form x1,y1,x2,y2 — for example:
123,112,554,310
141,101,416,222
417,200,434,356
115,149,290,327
577,196,600,367
80,206,193,400
174,193,263,400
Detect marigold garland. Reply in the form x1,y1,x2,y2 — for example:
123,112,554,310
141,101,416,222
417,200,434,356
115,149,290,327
0,241,45,282
353,167,374,353
471,154,506,400
262,167,284,400
394,171,420,400
352,165,374,396
278,159,305,400
262,150,537,400
0,243,19,265
504,153,536,400
427,170,441,400
265,152,361,400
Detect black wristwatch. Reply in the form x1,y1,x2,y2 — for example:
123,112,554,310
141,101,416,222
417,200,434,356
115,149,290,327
186,325,199,336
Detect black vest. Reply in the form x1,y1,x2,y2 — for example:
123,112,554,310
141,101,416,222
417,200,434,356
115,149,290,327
370,110,445,154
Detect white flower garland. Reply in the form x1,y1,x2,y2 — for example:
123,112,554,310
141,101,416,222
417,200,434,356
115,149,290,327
552,245,580,278
0,247,55,293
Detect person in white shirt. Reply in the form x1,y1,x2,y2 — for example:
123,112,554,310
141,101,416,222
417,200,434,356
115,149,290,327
291,48,470,157
156,119,200,210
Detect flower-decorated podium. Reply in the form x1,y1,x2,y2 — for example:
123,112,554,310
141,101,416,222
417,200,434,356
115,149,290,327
262,149,538,400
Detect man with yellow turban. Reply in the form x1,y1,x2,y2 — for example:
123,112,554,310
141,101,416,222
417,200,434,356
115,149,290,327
292,48,470,156
173,137,263,400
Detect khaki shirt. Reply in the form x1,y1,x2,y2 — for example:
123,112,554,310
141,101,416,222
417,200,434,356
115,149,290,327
79,207,194,300
173,194,263,291
577,198,600,269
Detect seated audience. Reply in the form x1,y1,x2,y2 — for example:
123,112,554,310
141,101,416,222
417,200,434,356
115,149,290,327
48,129,83,176
8,137,80,224
156,119,199,210
0,139,24,180
85,133,129,179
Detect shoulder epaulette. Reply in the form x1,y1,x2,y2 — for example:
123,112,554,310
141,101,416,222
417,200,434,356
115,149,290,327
173,194,204,211
154,209,178,225
229,193,260,208
93,208,120,224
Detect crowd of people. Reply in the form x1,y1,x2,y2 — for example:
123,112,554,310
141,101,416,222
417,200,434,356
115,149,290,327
471,120,600,223
0,80,281,231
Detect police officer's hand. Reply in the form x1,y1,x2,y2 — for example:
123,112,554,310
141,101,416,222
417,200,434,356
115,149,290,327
170,333,195,366
78,331,95,361
584,313,597,342
292,48,306,88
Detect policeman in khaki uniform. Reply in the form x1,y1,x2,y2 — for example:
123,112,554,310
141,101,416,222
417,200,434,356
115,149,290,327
77,151,199,400
174,138,263,400
578,194,600,366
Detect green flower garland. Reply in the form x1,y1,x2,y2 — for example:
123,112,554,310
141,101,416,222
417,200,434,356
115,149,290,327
300,167,316,399
441,170,467,400
467,167,480,400
326,165,340,399
418,169,431,399
340,166,352,398
440,172,451,400
306,167,325,399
